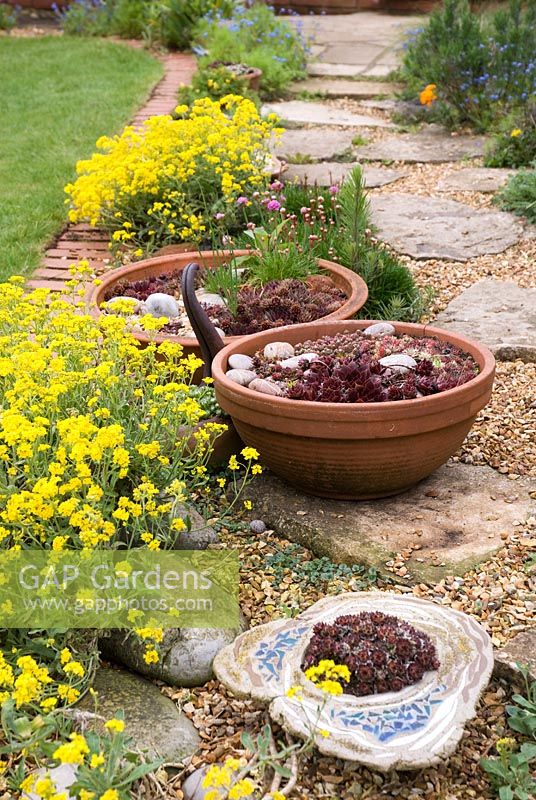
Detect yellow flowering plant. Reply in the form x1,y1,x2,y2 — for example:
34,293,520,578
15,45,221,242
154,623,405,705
65,96,280,257
0,278,256,552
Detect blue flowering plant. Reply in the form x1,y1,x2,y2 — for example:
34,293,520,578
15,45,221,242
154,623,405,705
399,0,536,132
193,2,310,98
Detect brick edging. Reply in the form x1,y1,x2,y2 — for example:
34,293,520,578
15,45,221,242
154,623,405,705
28,51,196,292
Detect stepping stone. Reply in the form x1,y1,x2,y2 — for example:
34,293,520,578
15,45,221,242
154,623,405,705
290,78,400,100
355,129,486,162
434,280,536,362
274,127,357,162
262,100,393,129
308,63,371,78
74,667,199,763
437,168,516,193
494,629,536,684
246,463,535,585
369,194,523,261
322,43,390,66
284,162,406,188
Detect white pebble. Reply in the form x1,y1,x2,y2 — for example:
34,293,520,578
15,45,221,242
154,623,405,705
363,322,396,337
263,342,295,359
249,378,283,396
225,369,257,386
197,291,227,307
144,292,180,318
379,354,417,372
228,353,254,370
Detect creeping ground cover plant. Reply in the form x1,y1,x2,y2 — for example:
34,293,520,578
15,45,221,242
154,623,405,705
65,96,280,258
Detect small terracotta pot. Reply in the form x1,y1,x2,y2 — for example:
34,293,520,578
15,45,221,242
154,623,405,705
89,250,368,363
211,320,496,500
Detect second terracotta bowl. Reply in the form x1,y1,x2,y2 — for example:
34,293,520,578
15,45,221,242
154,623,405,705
89,250,369,364
212,320,496,500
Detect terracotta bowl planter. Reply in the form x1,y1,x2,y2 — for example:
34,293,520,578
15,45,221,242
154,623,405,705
89,250,368,363
211,320,496,500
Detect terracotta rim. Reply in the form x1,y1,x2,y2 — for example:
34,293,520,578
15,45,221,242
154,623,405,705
88,250,369,348
212,319,496,421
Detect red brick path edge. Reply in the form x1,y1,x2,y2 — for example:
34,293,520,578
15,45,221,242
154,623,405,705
27,52,196,293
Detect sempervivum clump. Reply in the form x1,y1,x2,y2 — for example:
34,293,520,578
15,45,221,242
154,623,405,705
302,612,440,697
249,330,479,402
105,270,183,302
205,279,345,336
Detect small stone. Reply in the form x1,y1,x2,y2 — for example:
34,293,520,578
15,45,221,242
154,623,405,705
264,342,295,359
144,292,180,318
198,292,227,307
379,354,417,372
226,368,257,386
182,767,209,800
363,322,396,337
215,327,226,339
23,765,77,800
228,353,254,370
249,378,283,396
300,352,319,362
279,356,305,369
250,520,267,534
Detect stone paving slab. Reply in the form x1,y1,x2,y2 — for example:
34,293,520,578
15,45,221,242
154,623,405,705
437,167,516,193
355,129,487,162
494,630,536,684
247,463,535,584
434,280,536,362
290,78,400,99
284,162,406,188
274,127,357,161
369,194,523,261
308,63,373,78
263,100,393,128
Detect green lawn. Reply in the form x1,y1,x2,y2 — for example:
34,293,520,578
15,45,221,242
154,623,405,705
0,36,163,281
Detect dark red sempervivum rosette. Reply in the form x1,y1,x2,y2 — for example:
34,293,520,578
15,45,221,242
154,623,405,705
301,612,440,697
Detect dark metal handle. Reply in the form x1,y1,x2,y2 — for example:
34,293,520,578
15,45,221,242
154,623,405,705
181,262,226,378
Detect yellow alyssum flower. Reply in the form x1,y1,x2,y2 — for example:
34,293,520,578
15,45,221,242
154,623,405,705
53,733,90,764
104,717,125,734
510,128,522,137
305,659,351,695
99,791,119,800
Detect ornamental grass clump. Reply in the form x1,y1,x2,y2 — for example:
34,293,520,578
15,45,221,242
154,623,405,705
65,96,279,258
302,612,440,697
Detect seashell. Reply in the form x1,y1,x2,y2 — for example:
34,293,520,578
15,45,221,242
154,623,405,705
363,322,396,337
249,378,283,396
144,292,180,318
225,369,257,386
263,342,295,360
228,353,254,370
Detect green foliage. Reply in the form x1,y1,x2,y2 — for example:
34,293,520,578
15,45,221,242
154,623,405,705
0,2,17,31
400,0,536,131
202,260,242,317
58,0,235,47
239,223,318,286
177,64,259,107
481,666,536,800
264,543,378,589
332,167,428,322
194,3,309,98
485,105,536,168
495,166,536,224
0,36,162,280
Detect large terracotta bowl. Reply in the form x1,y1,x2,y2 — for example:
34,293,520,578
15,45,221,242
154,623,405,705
89,250,368,362
212,320,496,500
